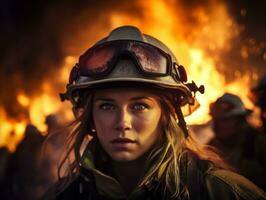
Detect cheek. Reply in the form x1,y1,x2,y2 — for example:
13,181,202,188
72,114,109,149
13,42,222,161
93,111,115,136
133,111,162,137
93,114,114,148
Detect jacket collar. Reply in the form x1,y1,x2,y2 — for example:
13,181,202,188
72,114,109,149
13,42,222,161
80,138,170,199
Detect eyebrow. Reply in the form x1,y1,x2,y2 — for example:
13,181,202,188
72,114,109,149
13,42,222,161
131,96,153,101
94,96,154,102
94,97,115,102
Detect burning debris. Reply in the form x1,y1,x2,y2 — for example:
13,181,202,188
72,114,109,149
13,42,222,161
0,0,265,151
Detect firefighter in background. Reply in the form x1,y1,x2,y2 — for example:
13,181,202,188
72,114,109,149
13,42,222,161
209,92,266,190
3,124,46,200
0,147,10,197
42,114,69,183
250,75,266,133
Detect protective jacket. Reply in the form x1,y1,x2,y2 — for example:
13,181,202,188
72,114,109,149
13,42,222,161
42,140,266,200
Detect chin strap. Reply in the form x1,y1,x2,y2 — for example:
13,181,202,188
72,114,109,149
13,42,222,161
176,81,204,138
175,105,189,138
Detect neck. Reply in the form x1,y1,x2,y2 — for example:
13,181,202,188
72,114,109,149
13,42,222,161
110,153,149,195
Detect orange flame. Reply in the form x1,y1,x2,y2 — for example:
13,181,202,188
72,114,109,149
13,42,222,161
0,108,27,152
17,93,30,107
0,0,260,150
109,0,258,124
0,57,74,151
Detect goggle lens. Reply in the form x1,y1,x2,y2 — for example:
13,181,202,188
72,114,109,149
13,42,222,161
129,42,168,74
79,45,116,75
78,41,170,77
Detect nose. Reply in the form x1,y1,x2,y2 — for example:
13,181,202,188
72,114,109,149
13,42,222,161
115,107,132,132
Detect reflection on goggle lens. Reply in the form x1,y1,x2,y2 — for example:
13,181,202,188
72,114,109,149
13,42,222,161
128,42,168,74
78,41,171,77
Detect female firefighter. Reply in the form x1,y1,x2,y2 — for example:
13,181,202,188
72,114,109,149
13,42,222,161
42,26,266,200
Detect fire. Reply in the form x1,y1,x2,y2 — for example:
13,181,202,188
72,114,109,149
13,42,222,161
0,0,261,150
185,48,226,124
109,0,254,124
0,57,75,151
17,93,30,107
0,108,27,152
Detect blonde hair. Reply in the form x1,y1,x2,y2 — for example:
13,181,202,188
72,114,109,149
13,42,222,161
139,96,230,198
57,91,229,197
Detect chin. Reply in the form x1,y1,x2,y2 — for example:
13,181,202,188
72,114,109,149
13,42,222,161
111,152,138,162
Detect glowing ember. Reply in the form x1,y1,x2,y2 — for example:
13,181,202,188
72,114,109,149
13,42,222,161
17,93,30,107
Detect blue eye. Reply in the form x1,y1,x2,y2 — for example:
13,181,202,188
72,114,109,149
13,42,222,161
132,103,149,111
99,103,115,111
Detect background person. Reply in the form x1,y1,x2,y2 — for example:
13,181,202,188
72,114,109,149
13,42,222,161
42,114,69,183
209,92,266,190
3,124,46,200
250,75,266,134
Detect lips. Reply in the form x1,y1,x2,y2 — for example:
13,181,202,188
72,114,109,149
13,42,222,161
111,138,136,144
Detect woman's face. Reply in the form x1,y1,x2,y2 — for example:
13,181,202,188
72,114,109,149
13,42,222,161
92,88,162,162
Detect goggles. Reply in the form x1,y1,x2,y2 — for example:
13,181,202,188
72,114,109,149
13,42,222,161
69,40,187,83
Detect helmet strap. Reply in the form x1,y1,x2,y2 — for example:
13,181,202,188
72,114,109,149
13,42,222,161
175,105,189,138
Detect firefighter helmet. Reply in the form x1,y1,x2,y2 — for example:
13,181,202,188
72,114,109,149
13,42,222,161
210,92,252,119
61,26,204,112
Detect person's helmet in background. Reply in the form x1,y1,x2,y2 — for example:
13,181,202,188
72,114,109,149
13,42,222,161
210,92,252,120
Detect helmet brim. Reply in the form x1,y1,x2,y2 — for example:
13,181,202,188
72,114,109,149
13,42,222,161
67,77,194,105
